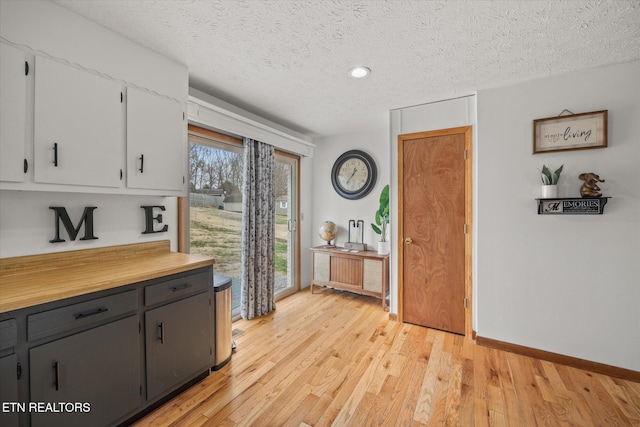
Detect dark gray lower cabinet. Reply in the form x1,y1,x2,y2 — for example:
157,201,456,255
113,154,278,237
29,315,141,427
1,266,213,427
0,354,19,427
145,292,211,400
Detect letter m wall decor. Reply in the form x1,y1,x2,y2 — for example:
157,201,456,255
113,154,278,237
50,206,98,243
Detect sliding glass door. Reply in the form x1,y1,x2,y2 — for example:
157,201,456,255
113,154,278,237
274,153,299,298
186,128,300,317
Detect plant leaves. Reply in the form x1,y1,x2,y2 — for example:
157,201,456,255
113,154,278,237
372,184,390,237
379,184,389,206
554,165,564,177
541,165,563,185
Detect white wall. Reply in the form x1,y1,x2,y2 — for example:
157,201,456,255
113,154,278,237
299,155,314,288
311,128,390,252
476,60,640,371
389,96,477,315
0,190,176,258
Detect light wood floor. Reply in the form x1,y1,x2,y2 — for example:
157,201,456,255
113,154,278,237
133,288,640,426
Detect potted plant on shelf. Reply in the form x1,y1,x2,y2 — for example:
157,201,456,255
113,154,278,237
540,164,563,198
371,184,390,255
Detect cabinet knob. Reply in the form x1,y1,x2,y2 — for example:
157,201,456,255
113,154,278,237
404,237,413,244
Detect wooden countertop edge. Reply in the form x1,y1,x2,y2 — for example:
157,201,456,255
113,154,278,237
0,242,215,313
0,240,172,275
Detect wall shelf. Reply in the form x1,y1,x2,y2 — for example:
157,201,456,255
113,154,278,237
536,197,610,215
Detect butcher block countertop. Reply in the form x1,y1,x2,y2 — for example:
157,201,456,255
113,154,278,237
0,240,214,313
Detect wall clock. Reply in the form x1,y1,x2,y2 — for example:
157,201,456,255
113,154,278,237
331,150,377,200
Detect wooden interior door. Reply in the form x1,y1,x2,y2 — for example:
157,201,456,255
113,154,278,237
399,127,471,335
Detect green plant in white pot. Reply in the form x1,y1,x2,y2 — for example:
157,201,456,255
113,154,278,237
371,184,390,255
540,164,563,198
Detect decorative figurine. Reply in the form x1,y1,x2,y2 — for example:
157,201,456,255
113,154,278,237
578,172,605,198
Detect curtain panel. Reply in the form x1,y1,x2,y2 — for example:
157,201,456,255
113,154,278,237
241,138,276,320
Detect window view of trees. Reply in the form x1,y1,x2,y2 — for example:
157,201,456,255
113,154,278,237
189,144,244,195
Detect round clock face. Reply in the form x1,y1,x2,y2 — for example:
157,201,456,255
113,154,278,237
331,150,377,200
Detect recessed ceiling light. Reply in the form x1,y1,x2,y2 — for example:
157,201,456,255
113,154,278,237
348,66,371,78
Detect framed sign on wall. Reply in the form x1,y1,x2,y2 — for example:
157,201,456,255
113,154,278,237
533,110,608,154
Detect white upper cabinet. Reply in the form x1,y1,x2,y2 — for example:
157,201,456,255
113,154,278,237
127,87,185,192
33,56,123,188
0,43,27,183
1,1,188,195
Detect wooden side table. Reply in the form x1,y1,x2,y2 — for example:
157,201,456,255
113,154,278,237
310,246,389,310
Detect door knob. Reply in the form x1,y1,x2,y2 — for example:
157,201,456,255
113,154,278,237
404,237,413,244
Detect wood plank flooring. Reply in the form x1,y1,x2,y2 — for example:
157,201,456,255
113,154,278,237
132,288,640,426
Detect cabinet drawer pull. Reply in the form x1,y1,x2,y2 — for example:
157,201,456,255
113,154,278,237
158,322,165,344
74,307,108,320
139,154,144,173
53,361,60,391
53,142,58,167
170,283,192,292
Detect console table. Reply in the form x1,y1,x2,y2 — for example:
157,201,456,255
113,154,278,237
310,246,389,310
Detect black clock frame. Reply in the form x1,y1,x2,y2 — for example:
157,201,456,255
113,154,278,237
331,150,377,200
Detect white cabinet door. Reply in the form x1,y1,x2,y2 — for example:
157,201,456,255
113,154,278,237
34,56,122,188
127,87,185,192
0,43,27,183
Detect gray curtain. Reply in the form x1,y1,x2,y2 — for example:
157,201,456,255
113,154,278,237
241,137,276,320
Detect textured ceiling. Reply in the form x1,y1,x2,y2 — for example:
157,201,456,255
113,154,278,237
53,0,640,138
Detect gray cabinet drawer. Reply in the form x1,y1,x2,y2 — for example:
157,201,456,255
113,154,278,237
0,319,17,351
144,269,210,306
27,290,137,341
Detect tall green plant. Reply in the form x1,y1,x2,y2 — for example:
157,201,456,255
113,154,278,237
541,164,563,185
371,184,389,242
